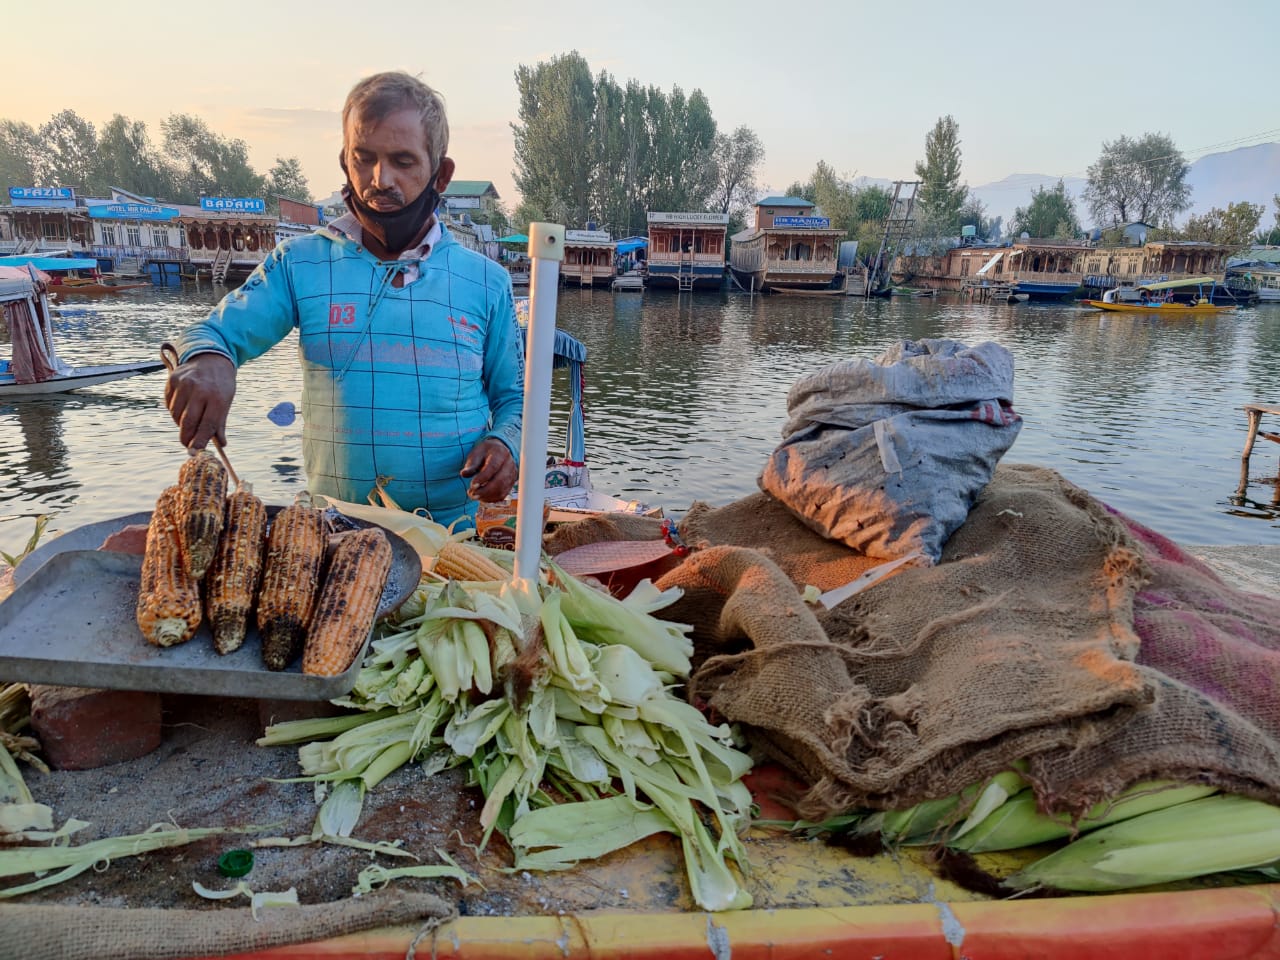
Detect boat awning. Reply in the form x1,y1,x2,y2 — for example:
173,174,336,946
495,234,529,244
1137,276,1218,292
616,239,647,254
0,255,98,271
975,252,1004,276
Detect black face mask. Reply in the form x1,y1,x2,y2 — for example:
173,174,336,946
341,160,442,256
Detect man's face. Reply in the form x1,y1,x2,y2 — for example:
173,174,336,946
343,106,436,213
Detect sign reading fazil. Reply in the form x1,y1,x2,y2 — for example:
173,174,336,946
9,186,77,209
200,197,267,214
87,203,180,221
10,187,74,200
773,216,832,228
646,211,731,225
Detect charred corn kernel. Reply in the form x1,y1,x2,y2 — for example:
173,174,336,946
257,504,326,671
302,528,393,677
136,485,202,647
434,541,508,581
205,488,268,655
177,450,227,579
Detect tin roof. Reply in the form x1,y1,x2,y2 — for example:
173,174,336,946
442,180,499,199
757,196,814,208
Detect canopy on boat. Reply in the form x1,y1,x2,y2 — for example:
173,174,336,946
1136,276,1218,292
0,255,98,272
495,233,529,244
615,238,648,255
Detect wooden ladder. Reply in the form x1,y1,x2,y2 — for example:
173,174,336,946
211,248,231,284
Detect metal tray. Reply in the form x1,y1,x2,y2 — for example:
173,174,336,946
0,514,421,700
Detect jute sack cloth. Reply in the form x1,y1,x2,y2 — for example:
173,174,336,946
684,463,1156,817
1024,511,1280,817
1,889,454,960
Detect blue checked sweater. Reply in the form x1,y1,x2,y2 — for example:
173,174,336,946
175,225,525,528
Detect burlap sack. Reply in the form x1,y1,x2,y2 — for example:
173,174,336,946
689,464,1154,816
1,889,454,960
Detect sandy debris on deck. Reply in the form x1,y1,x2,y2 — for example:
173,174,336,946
14,695,689,917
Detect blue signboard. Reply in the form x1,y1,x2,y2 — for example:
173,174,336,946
773,216,831,228
9,186,77,209
200,197,266,214
87,203,180,221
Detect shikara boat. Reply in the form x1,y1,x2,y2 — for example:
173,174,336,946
0,265,163,397
1085,276,1238,314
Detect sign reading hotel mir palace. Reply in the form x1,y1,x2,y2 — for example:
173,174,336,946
647,212,731,224
200,197,267,214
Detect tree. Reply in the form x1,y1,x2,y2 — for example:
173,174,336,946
96,115,175,199
1083,132,1191,227
161,113,265,203
511,51,597,227
707,126,763,218
38,110,101,193
1182,201,1264,249
0,120,40,190
1256,194,1280,245
958,195,993,239
913,115,967,233
1010,180,1081,239
265,157,312,209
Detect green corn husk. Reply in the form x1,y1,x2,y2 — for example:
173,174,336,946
868,769,1027,846
1005,794,1280,892
952,780,1217,853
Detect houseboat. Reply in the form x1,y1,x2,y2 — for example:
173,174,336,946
728,198,845,293
562,230,616,287
177,198,276,284
1224,249,1280,303
645,212,729,291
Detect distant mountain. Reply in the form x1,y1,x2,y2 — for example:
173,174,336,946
967,142,1278,230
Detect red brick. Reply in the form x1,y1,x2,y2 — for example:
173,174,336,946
29,685,162,770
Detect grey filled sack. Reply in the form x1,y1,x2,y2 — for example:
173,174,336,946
758,338,1022,563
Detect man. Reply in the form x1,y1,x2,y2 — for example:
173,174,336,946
166,72,523,527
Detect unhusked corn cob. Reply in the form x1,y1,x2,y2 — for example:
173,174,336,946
1005,794,1280,892
205,488,268,655
136,485,202,647
434,541,508,581
257,503,326,670
302,528,393,677
177,450,227,579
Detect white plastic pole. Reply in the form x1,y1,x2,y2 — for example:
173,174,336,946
514,222,564,584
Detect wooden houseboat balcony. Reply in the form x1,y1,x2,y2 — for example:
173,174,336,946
646,212,729,289
562,231,617,287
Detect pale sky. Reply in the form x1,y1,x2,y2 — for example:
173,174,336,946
4,0,1277,209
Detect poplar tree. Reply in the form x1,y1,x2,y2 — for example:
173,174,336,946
913,115,967,233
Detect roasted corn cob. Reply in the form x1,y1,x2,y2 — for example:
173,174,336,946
434,541,508,581
302,528,393,677
257,503,326,670
136,485,202,647
177,450,228,579
205,488,268,655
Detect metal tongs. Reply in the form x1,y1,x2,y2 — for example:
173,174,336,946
159,342,242,489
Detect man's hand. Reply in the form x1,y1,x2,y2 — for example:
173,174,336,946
460,438,517,502
165,352,237,450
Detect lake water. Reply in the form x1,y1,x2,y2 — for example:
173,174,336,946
2,284,1279,559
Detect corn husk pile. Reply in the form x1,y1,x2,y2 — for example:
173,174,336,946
259,525,754,912
824,767,1280,893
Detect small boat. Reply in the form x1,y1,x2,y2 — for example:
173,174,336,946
0,255,150,298
0,265,164,397
610,270,644,292
1085,276,1238,314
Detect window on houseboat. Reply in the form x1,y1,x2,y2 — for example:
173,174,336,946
151,228,168,247
100,225,116,245
126,226,141,247
42,221,65,241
